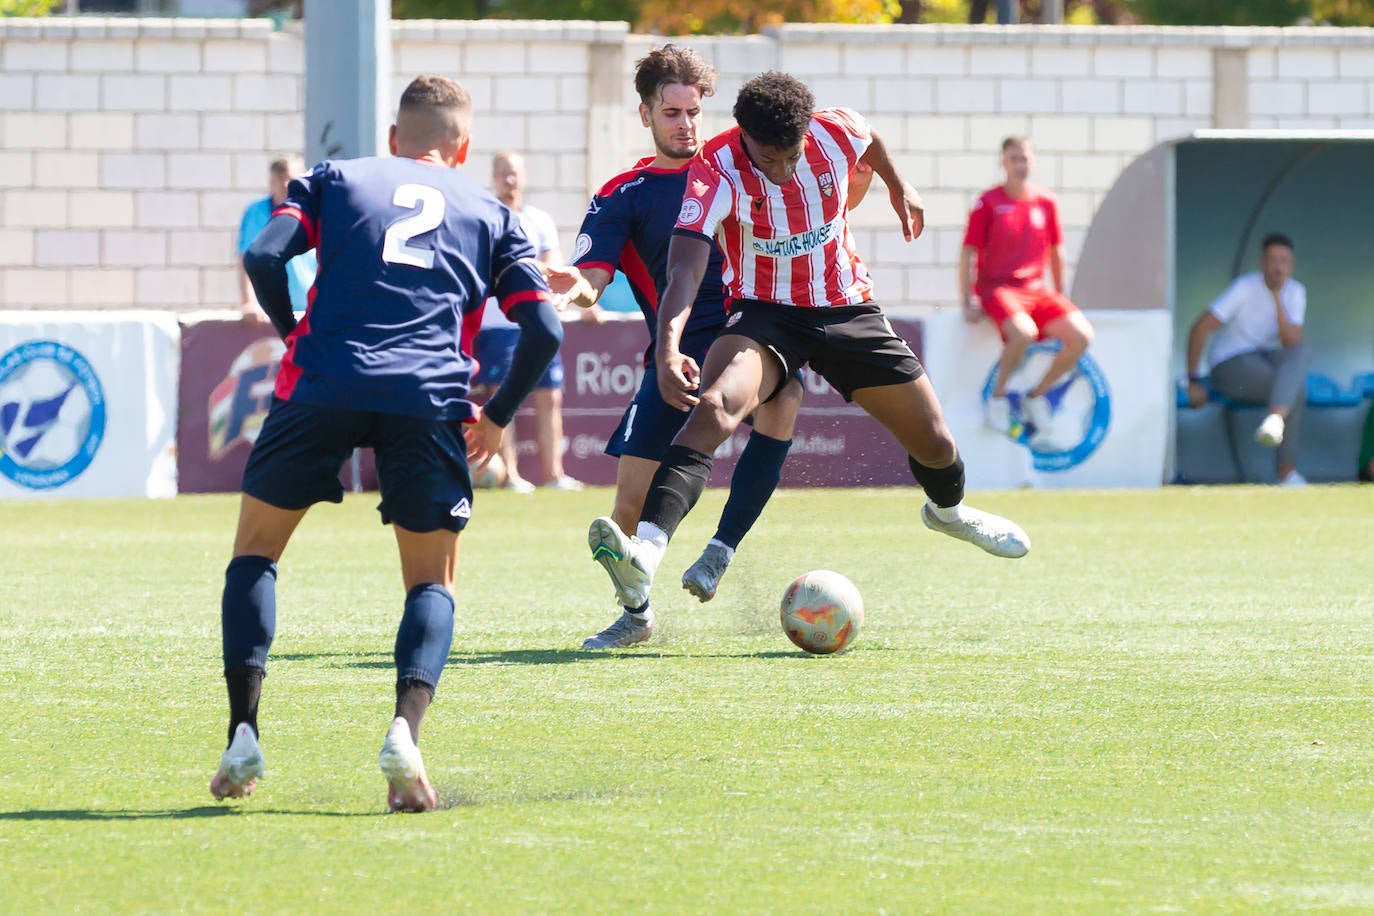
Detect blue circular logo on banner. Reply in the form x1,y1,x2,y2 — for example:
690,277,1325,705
0,341,107,490
981,342,1111,472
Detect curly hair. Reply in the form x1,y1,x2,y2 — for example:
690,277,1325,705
733,72,814,149
633,44,716,107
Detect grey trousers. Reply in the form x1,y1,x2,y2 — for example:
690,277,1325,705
1211,343,1307,468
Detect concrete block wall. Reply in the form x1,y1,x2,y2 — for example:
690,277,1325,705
3,17,1373,313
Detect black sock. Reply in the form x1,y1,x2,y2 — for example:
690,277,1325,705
909,454,965,508
395,678,435,743
224,665,264,747
715,431,790,548
641,445,714,540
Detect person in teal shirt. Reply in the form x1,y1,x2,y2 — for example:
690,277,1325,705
238,155,317,321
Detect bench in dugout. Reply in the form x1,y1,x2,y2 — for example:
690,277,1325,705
1175,372,1371,484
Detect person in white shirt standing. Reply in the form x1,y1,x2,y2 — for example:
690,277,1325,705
473,150,586,492
1185,233,1307,486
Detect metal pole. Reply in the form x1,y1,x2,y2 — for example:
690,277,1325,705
304,0,391,495
304,0,392,165
996,0,1017,24
1041,0,1064,23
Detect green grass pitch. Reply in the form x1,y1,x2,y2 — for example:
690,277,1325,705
1,485,1371,912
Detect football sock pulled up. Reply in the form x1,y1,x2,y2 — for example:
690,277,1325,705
395,584,455,688
715,431,790,549
908,454,965,509
222,555,277,672
640,445,714,541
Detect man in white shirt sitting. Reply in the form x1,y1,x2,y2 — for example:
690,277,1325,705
1184,232,1307,486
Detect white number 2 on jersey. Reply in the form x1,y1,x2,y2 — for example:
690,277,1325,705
381,184,445,269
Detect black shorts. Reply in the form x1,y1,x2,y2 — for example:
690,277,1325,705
722,299,923,402
243,397,475,533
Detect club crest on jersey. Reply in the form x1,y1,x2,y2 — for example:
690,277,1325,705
678,197,704,225
818,172,834,198
208,337,286,461
1030,206,1046,230
0,340,107,490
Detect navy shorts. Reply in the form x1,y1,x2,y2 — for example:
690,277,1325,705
473,326,563,390
723,299,923,402
606,325,717,461
243,397,475,533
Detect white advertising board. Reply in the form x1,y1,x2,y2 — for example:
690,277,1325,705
0,313,180,499
920,309,1173,490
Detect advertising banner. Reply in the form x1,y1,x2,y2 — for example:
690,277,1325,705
0,312,179,499
178,318,377,494
176,315,927,494
920,309,1172,489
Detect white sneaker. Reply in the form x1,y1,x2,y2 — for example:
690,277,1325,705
1278,469,1307,487
587,516,655,608
210,722,265,800
378,717,437,813
921,502,1030,559
984,396,1011,435
504,477,536,494
581,609,654,649
1255,413,1285,447
1023,395,1053,432
682,542,732,602
544,475,584,491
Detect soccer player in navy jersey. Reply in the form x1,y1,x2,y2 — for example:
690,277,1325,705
588,72,1030,615
210,75,562,812
548,45,807,649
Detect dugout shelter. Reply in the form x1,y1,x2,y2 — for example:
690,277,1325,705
1071,131,1374,484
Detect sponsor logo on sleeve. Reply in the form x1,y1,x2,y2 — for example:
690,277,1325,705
678,197,704,225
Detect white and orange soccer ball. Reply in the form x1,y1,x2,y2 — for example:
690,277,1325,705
779,570,864,655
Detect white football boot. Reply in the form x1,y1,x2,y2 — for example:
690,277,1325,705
581,609,655,650
378,717,437,813
587,517,655,608
681,542,733,603
210,722,265,800
921,502,1030,559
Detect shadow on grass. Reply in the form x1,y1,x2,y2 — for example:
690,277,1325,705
275,648,670,669
0,805,374,821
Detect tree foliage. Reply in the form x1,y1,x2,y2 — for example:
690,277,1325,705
0,0,58,15
1124,0,1307,25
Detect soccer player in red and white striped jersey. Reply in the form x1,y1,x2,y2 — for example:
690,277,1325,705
587,72,1030,614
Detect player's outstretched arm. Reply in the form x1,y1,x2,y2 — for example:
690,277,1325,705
545,263,611,311
655,234,712,411
483,295,563,429
860,128,924,242
242,214,311,339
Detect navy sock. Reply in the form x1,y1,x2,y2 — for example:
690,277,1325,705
909,454,965,508
715,431,790,549
222,555,277,672
641,445,714,540
394,584,455,688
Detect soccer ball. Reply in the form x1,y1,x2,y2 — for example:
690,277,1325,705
779,570,864,655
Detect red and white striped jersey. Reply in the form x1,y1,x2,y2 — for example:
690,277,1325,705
673,108,873,309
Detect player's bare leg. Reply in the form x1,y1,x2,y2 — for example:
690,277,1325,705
987,312,1037,435
213,495,307,800
853,378,1029,559
379,525,459,812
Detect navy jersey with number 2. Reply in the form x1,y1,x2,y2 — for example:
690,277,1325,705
271,156,549,421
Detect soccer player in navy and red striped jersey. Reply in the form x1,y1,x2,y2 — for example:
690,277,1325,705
211,75,561,812
548,45,804,649
588,72,1031,614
